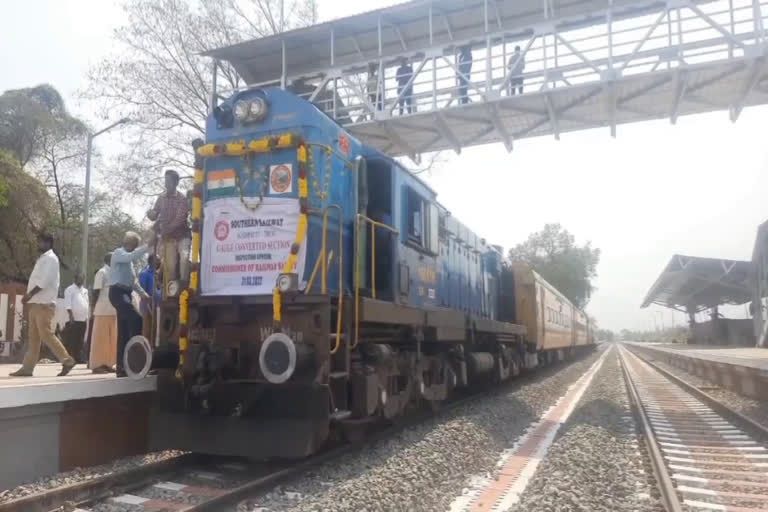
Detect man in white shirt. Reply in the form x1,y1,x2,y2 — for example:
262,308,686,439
11,233,75,377
89,253,118,373
63,273,89,364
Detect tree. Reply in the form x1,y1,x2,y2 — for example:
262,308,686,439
0,175,8,208
84,0,319,198
0,84,75,169
0,150,57,282
509,223,600,308
0,85,95,264
595,328,615,341
0,85,142,281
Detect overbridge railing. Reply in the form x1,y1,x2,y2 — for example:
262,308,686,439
290,0,767,127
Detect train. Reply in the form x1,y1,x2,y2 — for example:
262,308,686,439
130,87,595,459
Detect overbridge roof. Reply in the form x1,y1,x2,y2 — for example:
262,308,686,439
641,254,754,312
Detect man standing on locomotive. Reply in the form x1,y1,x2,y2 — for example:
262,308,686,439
147,169,190,293
108,231,151,377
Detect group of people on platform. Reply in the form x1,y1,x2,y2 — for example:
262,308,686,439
365,44,526,116
10,169,190,378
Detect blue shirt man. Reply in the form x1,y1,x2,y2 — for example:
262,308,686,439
109,246,150,288
138,255,162,313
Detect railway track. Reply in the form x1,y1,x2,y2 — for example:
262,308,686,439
619,345,768,512
0,349,600,512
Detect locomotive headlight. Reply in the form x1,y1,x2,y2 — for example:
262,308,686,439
277,273,298,292
167,280,180,298
249,97,268,120
233,100,251,122
233,97,269,124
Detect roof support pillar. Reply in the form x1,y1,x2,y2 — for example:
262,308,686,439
281,39,286,89
433,112,461,154
670,69,688,124
730,57,764,122
487,105,512,151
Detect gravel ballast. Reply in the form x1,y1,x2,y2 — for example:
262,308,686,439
508,347,664,512
237,346,607,512
0,450,185,503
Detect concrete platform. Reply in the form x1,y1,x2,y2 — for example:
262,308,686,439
0,363,156,408
0,364,156,491
626,342,768,401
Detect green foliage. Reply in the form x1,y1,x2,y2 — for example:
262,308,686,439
0,175,8,208
0,84,85,169
0,85,142,284
619,326,688,343
595,328,615,341
0,150,57,281
509,223,601,309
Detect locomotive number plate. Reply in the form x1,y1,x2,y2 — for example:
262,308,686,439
189,327,216,343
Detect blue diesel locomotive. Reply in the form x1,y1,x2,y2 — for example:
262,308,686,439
139,87,593,458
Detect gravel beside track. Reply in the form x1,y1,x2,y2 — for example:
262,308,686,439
0,451,185,503
646,355,768,430
509,347,664,512
236,347,607,512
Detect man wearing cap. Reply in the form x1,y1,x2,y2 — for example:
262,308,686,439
147,169,190,290
11,233,75,377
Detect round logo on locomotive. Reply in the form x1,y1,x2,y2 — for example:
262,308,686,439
270,164,292,194
214,220,230,241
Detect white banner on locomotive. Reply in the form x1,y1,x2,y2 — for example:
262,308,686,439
201,197,307,296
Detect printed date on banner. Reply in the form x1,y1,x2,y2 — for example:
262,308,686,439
241,276,264,286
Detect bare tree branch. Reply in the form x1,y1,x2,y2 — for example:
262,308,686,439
82,0,318,199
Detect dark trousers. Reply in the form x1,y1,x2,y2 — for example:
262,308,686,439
397,86,414,115
63,321,87,364
509,78,523,96
109,286,142,372
458,64,472,104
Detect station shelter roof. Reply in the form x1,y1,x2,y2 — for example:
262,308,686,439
641,255,754,312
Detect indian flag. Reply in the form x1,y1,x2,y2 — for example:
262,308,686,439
207,169,236,198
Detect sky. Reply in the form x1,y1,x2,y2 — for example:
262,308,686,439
1,0,766,332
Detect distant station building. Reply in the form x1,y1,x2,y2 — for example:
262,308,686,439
642,255,755,347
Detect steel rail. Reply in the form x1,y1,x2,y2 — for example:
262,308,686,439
618,346,684,512
625,346,768,441
179,347,603,511
0,453,201,512
3,348,600,512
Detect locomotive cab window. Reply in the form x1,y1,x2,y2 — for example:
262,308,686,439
404,187,438,254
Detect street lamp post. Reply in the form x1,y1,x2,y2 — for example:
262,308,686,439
81,118,130,279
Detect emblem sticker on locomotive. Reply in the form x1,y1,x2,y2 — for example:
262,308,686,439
214,220,230,241
269,163,293,194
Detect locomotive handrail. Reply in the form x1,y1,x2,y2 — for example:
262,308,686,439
354,213,398,349
303,205,346,355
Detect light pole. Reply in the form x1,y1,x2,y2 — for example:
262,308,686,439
655,310,666,332
81,118,130,278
